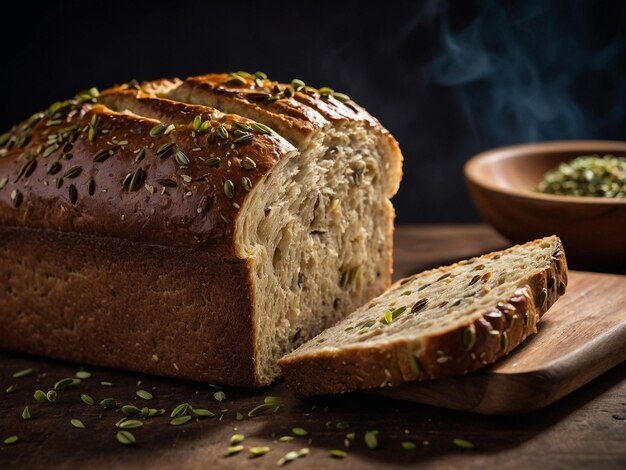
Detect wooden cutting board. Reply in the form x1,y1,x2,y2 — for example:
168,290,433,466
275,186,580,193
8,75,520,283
374,270,626,414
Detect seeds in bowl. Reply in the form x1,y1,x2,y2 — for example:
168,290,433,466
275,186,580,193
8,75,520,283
534,155,626,198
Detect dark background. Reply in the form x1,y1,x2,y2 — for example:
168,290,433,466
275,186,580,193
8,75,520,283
2,0,625,222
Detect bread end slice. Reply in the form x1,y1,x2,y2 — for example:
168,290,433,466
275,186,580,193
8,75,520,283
279,236,568,397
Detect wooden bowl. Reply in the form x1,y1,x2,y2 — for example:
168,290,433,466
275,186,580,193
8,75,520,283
465,141,626,270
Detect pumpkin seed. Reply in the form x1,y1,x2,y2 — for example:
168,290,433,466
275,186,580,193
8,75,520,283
175,150,190,166
463,327,476,351
46,390,57,402
34,390,48,403
116,430,136,445
249,446,270,457
3,435,18,445
223,180,235,199
21,406,31,420
453,438,474,450
170,415,192,426
364,430,378,449
227,444,244,455
329,449,347,459
54,377,81,390
170,403,191,418
136,389,153,400
12,368,33,379
292,427,307,436
70,419,85,429
402,441,416,450
193,408,215,417
119,419,143,429
122,405,142,415
100,398,117,409
149,124,166,137
81,394,94,405
230,434,245,444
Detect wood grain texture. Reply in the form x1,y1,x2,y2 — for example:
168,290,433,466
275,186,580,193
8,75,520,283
1,225,625,470
375,271,626,413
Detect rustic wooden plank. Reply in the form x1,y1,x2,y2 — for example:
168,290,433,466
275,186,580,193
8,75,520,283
0,225,624,469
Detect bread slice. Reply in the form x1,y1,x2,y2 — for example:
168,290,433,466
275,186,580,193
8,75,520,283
279,236,568,397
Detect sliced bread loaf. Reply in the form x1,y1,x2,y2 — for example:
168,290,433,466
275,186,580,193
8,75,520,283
279,236,568,397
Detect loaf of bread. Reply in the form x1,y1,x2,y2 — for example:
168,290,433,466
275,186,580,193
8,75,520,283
0,72,403,386
279,237,568,397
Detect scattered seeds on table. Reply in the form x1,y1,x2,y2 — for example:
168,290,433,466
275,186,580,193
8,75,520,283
277,450,300,466
227,445,244,455
100,398,117,409
34,390,48,403
122,405,142,416
230,434,245,444
135,389,153,400
12,368,33,379
365,430,378,449
54,377,81,390
170,415,192,426
170,403,192,418
453,438,475,450
330,449,347,459
3,435,18,445
247,403,274,417
70,419,85,429
193,408,215,417
249,446,270,457
116,430,136,445
119,419,143,430
81,394,94,406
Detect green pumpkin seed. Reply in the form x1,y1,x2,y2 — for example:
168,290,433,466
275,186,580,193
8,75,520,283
3,435,18,445
21,406,31,420
100,398,116,409
54,377,81,390
402,441,416,450
170,415,192,426
136,389,153,400
292,427,307,437
453,438,474,450
223,180,234,199
170,403,191,418
12,368,33,379
463,327,476,351
330,449,347,459
34,390,48,403
119,419,143,429
364,430,378,449
249,446,270,457
227,445,244,455
116,430,136,445
81,394,94,405
149,124,166,137
70,419,85,429
193,408,215,417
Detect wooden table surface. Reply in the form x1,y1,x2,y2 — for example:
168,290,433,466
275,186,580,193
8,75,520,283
1,225,625,469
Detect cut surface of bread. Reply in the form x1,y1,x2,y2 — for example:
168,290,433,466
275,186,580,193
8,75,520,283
0,73,403,386
279,236,568,397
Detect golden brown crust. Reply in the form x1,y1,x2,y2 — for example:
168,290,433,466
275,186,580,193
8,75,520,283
0,226,260,386
0,87,294,257
279,239,569,397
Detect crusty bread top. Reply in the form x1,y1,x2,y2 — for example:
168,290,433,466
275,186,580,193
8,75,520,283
0,72,402,256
